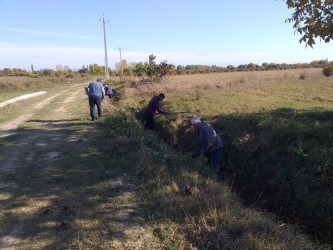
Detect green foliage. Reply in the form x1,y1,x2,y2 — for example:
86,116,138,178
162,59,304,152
42,69,56,77
133,62,145,77
322,64,333,76
146,54,157,76
213,109,333,241
133,55,173,83
88,63,106,75
1,60,332,78
285,0,333,47
99,109,320,249
155,60,173,79
78,68,88,74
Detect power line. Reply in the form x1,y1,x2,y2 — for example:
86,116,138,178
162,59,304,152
109,0,122,18
102,0,109,13
103,0,114,17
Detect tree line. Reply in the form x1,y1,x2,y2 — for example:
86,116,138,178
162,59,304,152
1,57,332,77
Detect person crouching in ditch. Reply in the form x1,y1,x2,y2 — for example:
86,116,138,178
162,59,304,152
191,118,223,173
104,84,114,102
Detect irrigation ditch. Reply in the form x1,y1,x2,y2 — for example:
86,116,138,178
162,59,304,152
129,106,332,245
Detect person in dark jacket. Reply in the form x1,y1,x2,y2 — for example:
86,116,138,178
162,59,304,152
191,118,223,173
144,93,169,130
104,85,114,100
85,78,105,121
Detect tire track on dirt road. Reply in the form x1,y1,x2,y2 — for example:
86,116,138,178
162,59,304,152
0,89,79,174
0,86,87,249
1,84,150,249
0,90,69,138
52,88,80,119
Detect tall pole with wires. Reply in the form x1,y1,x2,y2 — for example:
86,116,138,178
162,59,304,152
101,14,109,80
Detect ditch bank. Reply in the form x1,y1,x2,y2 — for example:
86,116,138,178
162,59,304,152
175,111,332,245
141,110,332,245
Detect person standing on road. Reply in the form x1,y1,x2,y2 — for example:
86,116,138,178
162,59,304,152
191,118,223,173
85,78,105,121
144,93,169,130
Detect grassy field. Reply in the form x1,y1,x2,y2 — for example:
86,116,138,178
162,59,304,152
110,68,332,245
0,69,332,248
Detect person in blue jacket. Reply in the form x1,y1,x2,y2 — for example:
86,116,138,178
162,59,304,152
191,117,223,173
104,85,114,100
85,78,105,121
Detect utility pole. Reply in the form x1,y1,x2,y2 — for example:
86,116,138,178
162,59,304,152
100,14,109,80
119,46,123,80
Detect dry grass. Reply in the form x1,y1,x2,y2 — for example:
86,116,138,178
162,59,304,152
1,69,331,248
111,68,332,247
122,68,332,118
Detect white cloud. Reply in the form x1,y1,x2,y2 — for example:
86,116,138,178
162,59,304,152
0,44,104,70
0,26,98,40
0,44,220,70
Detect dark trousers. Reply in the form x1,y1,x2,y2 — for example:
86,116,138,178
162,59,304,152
144,111,154,130
89,95,102,120
207,148,222,173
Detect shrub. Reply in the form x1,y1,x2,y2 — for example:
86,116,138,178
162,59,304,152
299,72,307,80
322,65,333,77
214,110,333,242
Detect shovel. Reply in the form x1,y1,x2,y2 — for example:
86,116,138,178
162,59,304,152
169,111,192,114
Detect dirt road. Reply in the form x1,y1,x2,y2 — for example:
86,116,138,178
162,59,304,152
0,83,145,249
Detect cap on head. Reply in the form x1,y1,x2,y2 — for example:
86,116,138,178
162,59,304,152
97,78,103,82
191,118,201,125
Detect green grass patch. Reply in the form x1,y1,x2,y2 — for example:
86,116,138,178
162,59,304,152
210,109,332,242
97,109,321,249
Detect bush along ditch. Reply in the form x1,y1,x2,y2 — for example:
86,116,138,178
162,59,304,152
211,108,333,244
98,109,321,249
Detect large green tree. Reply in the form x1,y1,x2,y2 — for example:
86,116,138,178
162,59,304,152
285,0,333,47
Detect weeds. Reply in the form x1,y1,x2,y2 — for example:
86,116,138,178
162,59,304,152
100,110,320,249
212,109,333,242
1,69,331,248
299,72,307,80
105,68,332,245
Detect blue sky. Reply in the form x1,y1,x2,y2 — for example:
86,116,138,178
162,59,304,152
0,0,331,70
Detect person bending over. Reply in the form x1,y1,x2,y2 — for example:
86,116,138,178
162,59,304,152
144,93,169,130
85,78,105,121
191,117,223,173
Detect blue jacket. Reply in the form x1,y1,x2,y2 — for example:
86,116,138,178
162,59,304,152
85,81,105,98
198,122,223,152
105,85,114,95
